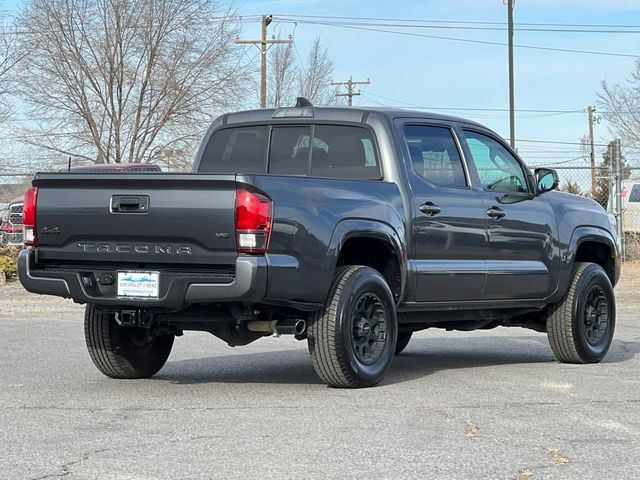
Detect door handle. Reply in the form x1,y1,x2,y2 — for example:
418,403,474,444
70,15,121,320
486,206,506,220
419,202,441,216
111,195,150,213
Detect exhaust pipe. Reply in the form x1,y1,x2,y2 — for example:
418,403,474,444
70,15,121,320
277,319,306,336
246,320,277,333
247,319,306,336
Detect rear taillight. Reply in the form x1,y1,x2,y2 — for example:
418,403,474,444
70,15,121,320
235,188,272,254
23,187,38,247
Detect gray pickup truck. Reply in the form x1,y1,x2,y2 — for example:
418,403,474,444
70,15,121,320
19,101,620,388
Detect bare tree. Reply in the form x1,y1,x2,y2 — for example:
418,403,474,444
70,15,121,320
17,0,250,167
298,37,338,106
266,36,340,108
267,41,296,108
597,59,640,156
0,12,21,124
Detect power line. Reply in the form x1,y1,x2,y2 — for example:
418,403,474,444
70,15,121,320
290,22,306,71
528,156,587,165
342,91,609,148
359,91,636,116
517,138,610,147
276,18,640,58
272,14,640,29
361,91,584,114
275,17,640,34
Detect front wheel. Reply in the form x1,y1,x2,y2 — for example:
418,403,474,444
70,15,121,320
307,266,398,388
546,262,615,364
84,305,174,379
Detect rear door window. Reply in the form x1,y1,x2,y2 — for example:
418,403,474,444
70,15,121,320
310,125,381,180
404,125,467,188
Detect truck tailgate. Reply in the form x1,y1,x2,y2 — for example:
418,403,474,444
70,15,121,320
32,173,238,267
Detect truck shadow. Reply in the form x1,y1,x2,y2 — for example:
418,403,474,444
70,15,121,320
158,336,639,387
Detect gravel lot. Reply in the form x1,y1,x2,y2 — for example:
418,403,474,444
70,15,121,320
1,265,639,480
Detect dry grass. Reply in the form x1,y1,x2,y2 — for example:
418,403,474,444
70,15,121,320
548,448,569,465
465,420,479,440
515,469,534,480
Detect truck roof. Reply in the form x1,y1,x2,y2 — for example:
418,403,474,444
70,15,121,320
220,106,486,129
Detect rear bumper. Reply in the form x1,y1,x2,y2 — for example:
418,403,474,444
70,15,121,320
18,249,267,308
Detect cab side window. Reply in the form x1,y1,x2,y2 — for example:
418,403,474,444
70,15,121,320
404,125,467,188
462,130,528,194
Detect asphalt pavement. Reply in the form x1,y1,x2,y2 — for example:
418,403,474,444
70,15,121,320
0,269,639,480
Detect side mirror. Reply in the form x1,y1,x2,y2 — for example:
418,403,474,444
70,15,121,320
534,167,559,194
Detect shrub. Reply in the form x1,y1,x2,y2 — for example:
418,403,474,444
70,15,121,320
625,233,640,261
0,245,21,259
0,256,17,280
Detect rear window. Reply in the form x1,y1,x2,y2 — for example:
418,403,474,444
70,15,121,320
629,184,640,203
198,125,381,180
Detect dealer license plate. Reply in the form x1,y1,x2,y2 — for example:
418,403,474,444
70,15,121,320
117,272,159,298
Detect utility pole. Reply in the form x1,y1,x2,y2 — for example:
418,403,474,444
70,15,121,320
235,15,293,109
331,77,371,106
506,0,516,149
614,138,625,257
587,106,597,197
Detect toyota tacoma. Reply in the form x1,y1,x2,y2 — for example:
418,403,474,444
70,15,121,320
18,101,620,388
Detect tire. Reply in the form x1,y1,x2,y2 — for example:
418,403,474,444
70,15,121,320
307,266,398,388
84,304,174,379
395,331,413,355
547,262,615,364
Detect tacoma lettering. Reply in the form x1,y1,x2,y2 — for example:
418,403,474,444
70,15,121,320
77,243,192,255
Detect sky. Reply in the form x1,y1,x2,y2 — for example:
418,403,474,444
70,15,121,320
237,0,640,167
2,0,640,172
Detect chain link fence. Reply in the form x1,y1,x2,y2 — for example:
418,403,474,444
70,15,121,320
531,162,640,261
2,155,640,259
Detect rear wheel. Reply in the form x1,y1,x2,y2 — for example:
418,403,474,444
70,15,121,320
84,305,174,379
308,266,398,388
546,262,615,364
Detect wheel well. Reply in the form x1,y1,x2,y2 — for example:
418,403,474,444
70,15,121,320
337,236,401,302
575,241,615,283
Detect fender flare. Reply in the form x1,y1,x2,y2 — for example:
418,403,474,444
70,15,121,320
568,226,617,260
561,225,620,289
327,219,407,304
